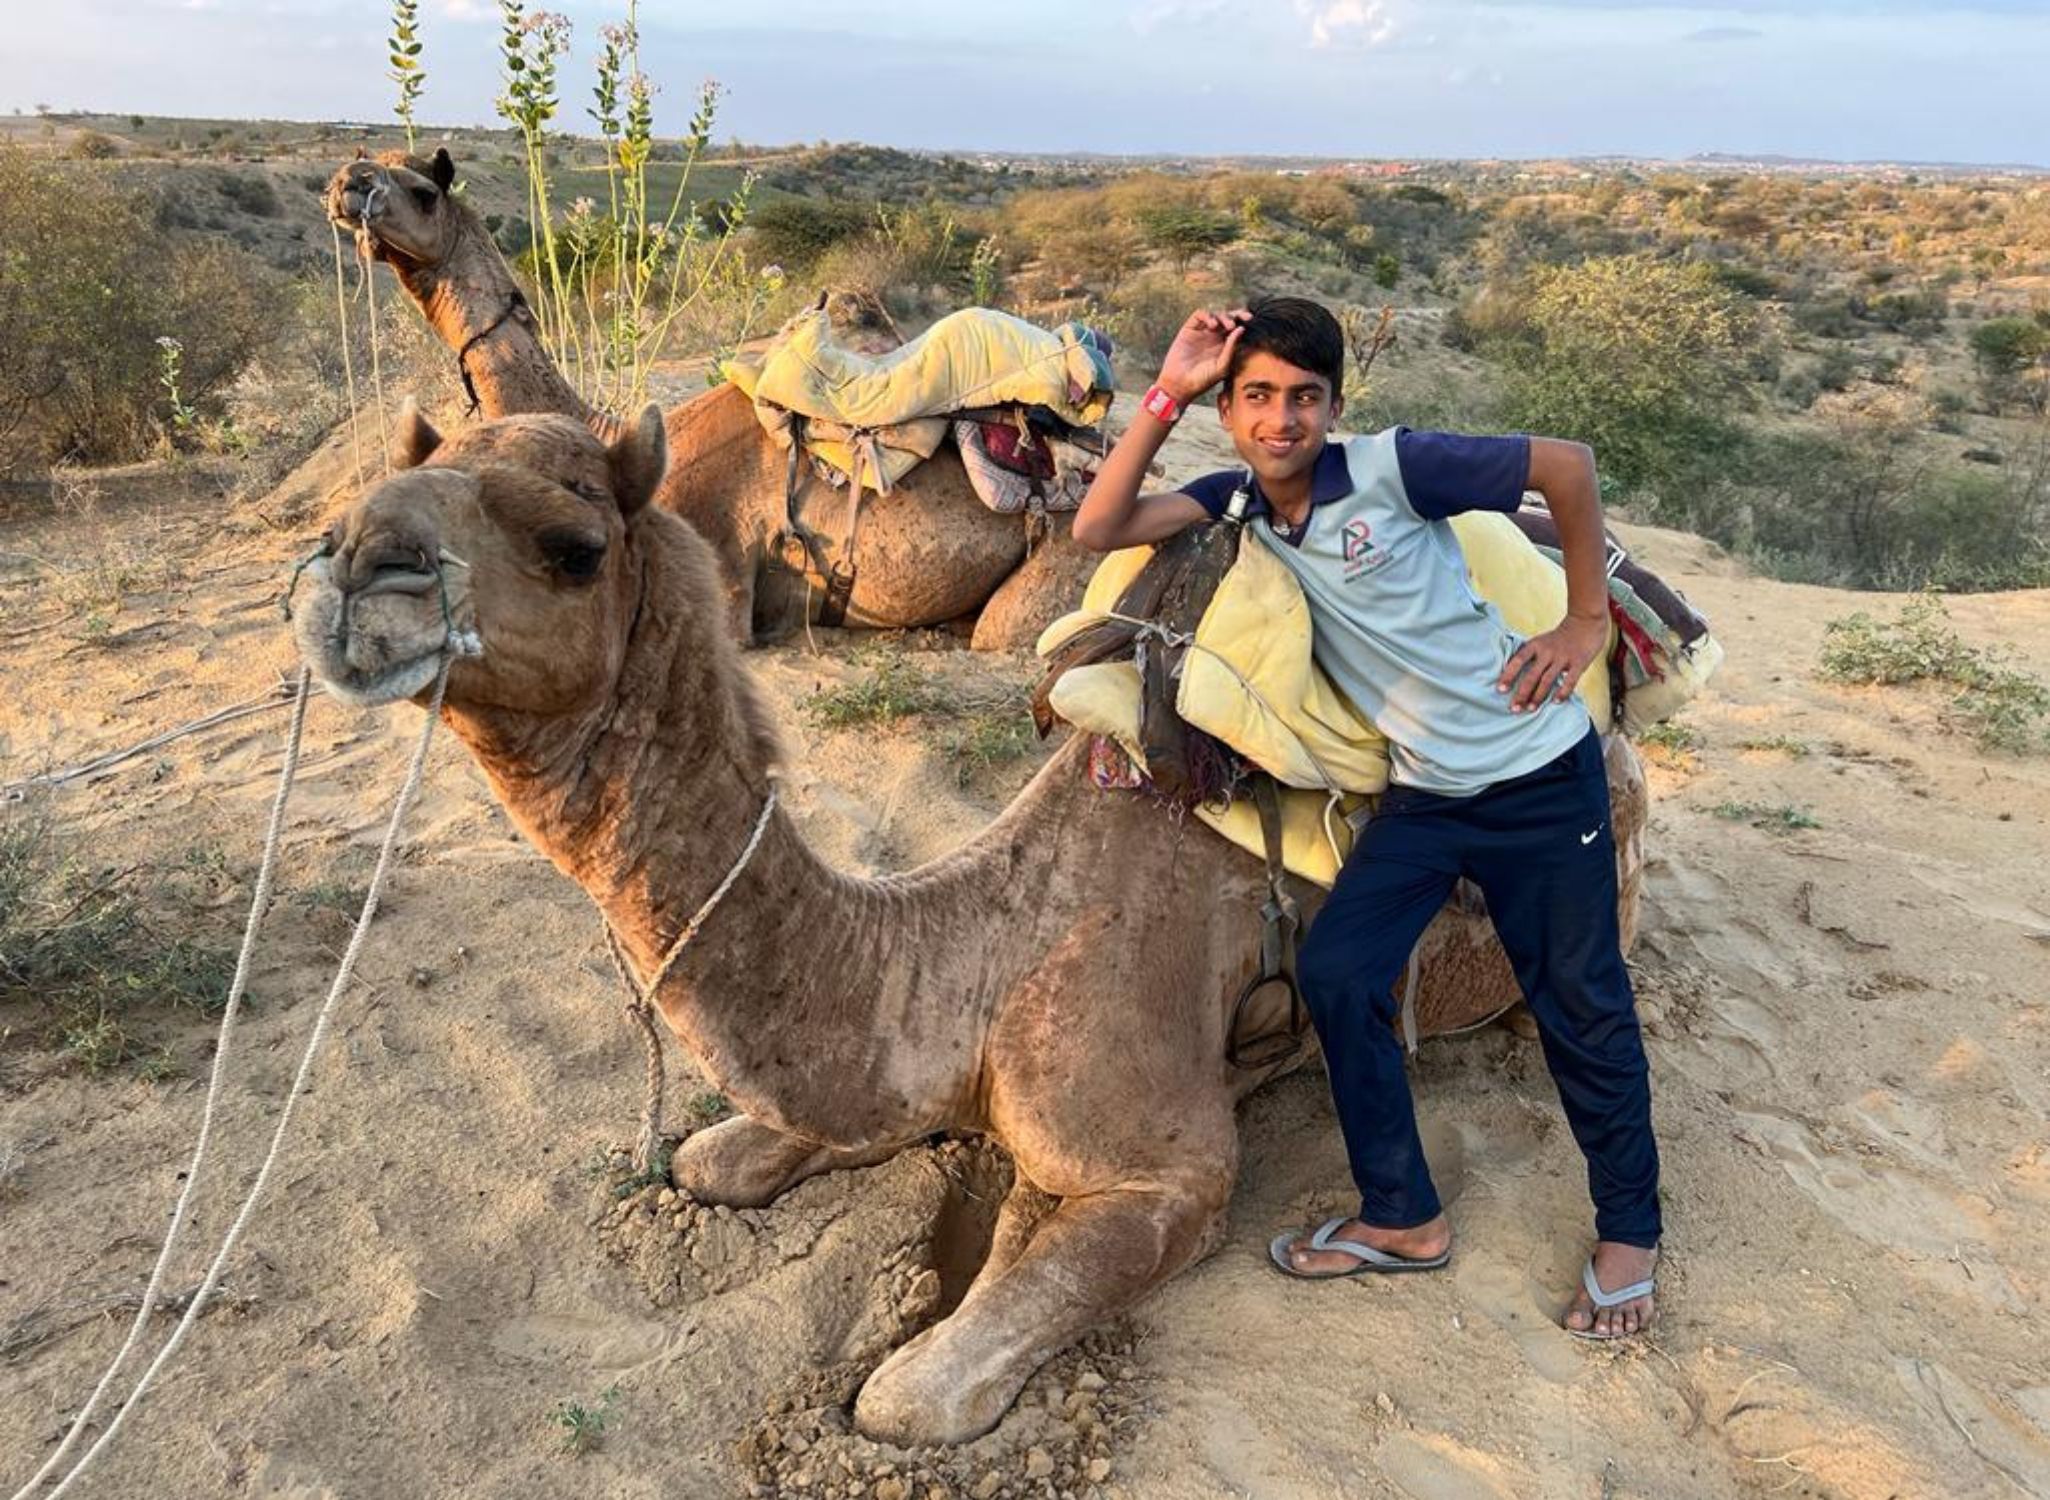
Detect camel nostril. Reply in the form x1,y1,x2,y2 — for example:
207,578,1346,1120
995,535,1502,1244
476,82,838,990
340,535,440,597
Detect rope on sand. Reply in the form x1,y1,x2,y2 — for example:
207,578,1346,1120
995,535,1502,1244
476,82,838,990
1,682,300,803
7,669,311,1498
14,660,451,1500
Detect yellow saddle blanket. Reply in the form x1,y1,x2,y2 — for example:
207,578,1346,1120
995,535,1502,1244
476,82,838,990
722,306,1116,489
1037,512,1617,888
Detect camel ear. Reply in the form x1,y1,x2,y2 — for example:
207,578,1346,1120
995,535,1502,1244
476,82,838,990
430,148,455,194
607,403,668,516
392,398,443,471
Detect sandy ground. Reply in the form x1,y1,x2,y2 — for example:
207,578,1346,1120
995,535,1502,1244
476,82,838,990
3,418,2048,1500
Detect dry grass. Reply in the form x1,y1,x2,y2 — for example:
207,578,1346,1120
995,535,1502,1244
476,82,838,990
0,799,238,1075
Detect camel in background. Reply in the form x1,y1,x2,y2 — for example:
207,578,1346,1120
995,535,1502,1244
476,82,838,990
323,149,1095,649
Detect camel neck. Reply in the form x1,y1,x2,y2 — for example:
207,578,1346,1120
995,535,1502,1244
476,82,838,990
393,217,592,424
442,519,982,1145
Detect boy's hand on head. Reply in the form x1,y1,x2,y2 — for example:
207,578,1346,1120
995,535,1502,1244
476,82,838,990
1157,307,1251,403
1497,613,1609,713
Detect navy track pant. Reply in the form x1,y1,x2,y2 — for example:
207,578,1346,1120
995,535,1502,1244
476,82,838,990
1297,727,1661,1248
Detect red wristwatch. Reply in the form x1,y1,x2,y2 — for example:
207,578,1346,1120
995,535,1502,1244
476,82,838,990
1140,384,1183,425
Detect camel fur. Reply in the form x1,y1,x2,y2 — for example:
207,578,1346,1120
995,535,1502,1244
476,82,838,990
323,149,1092,649
289,405,1648,1446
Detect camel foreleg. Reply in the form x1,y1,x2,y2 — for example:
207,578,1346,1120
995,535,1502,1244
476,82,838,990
852,1169,1231,1446
671,1114,904,1207
975,1176,1060,1287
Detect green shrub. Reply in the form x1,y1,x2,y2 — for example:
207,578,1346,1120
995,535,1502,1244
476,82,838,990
0,803,238,1075
1102,265,1244,366
801,652,952,729
1708,263,1786,300
67,130,119,160
1135,204,1239,268
1819,595,2050,752
748,196,873,269
1864,287,1947,337
215,168,281,218
1683,427,2050,592
0,147,280,473
1970,316,2050,410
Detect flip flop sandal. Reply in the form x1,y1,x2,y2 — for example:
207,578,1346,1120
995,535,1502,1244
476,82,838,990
1268,1217,1452,1280
1566,1257,1657,1340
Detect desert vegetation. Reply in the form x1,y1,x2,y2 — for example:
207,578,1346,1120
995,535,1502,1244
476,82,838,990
5,92,2046,591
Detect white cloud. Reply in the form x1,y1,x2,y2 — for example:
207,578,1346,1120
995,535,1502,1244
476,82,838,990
1294,0,1399,47
1129,0,1232,34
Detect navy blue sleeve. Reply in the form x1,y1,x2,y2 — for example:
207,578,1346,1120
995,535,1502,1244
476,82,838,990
1393,428,1531,520
1178,469,1244,521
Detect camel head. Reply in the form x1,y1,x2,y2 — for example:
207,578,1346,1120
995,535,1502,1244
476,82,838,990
326,148,464,272
291,403,667,715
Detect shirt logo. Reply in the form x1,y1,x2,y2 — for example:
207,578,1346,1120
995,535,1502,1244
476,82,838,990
1337,514,1392,581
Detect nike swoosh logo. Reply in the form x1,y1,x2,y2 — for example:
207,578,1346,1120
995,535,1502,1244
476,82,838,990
1580,828,1601,844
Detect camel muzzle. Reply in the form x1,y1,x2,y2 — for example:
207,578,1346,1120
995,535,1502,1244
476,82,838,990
292,473,480,706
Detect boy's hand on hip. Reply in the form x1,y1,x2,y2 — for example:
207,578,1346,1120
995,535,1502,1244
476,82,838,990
1156,307,1251,403
1499,614,1608,713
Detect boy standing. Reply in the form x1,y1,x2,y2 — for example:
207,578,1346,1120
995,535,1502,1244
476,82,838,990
1072,298,1659,1339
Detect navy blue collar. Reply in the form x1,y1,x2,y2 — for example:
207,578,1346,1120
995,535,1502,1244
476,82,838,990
1237,441,1352,519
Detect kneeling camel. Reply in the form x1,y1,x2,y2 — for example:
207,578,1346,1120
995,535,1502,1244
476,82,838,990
290,405,1646,1445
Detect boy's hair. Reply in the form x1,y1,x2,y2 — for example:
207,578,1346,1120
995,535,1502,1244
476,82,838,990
1226,296,1346,403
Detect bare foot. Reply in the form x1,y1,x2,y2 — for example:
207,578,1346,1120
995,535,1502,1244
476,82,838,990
1278,1213,1452,1276
1563,1241,1658,1338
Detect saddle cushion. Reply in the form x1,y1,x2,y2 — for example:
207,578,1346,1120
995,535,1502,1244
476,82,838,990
724,307,1116,488
1048,661,1362,888
1039,511,1615,798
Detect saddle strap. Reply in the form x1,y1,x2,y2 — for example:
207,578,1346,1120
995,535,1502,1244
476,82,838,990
777,414,861,629
1227,775,1310,1071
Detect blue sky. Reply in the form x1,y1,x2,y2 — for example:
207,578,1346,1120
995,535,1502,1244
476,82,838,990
3,0,2044,165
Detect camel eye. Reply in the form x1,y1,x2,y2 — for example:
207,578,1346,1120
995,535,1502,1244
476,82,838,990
412,186,438,212
539,529,606,582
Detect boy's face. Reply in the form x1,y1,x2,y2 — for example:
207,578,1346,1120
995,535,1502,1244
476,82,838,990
1217,349,1342,493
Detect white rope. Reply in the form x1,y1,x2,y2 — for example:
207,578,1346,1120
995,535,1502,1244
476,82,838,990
357,232,393,478
27,660,452,1500
329,222,365,492
9,670,313,1500
1,682,299,802
601,777,780,1172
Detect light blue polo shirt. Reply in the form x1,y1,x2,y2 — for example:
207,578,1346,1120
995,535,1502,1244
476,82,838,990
1183,430,1590,796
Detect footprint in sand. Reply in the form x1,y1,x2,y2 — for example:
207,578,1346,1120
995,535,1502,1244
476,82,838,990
1729,1104,1986,1259
1454,1257,1585,1386
1896,1359,2050,1496
1374,1430,1527,1500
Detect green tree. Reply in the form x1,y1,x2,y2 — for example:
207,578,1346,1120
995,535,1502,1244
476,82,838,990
1135,204,1239,270
1496,255,1750,494
1970,316,2050,412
